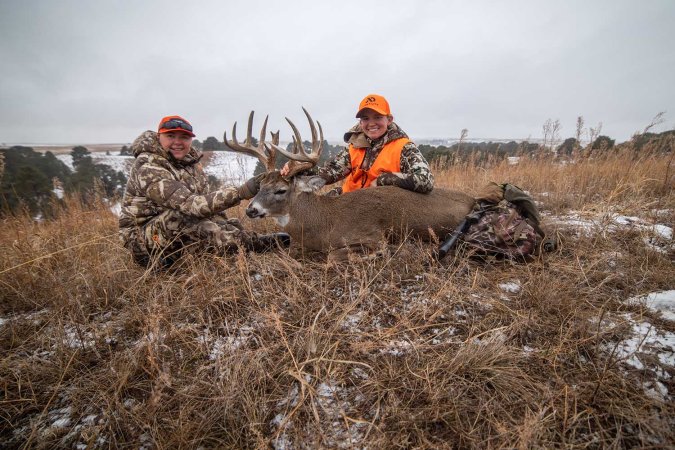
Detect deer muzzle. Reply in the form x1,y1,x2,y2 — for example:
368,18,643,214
246,203,265,219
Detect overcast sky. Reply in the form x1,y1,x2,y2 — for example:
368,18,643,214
1,0,673,145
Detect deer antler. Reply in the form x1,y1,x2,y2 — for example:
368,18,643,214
223,111,277,172
266,107,324,178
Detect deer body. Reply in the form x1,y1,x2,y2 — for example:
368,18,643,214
246,172,475,255
223,109,476,258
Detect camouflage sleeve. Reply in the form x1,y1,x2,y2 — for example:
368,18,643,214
397,143,434,193
316,147,352,185
138,163,241,217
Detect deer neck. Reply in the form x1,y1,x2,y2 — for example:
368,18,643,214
286,191,333,232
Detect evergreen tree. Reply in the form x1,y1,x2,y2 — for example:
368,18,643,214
203,136,224,151
66,146,127,198
591,135,615,150
0,146,71,215
557,138,579,156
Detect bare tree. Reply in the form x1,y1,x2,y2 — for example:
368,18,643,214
588,122,603,147
458,128,468,153
642,111,666,134
542,118,562,153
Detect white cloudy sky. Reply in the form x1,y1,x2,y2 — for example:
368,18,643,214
0,0,673,145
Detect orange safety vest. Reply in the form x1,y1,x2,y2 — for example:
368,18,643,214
342,138,409,193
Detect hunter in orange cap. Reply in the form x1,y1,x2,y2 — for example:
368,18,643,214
356,94,391,118
281,94,434,195
118,114,290,268
158,115,196,137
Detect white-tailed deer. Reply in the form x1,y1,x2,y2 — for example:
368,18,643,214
224,109,476,260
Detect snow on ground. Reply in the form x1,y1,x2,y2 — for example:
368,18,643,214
629,290,675,323
271,375,369,449
55,150,257,184
197,324,256,360
202,152,257,184
552,211,674,253
499,281,521,293
602,290,675,402
55,152,132,173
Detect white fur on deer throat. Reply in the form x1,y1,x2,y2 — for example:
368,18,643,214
275,214,290,227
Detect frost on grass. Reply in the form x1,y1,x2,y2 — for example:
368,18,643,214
598,293,675,402
270,376,369,450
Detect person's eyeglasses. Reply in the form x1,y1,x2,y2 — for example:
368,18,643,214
160,119,193,132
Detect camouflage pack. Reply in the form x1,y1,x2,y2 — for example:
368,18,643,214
459,199,538,260
457,183,544,260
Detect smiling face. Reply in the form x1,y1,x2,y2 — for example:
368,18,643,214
158,131,193,160
358,109,393,140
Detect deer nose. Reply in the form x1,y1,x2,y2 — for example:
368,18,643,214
246,204,264,218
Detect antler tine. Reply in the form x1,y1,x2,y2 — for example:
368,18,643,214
223,111,276,171
246,111,254,146
302,107,324,157
268,111,320,164
264,109,324,178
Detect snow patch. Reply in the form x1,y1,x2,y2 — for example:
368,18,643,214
553,211,673,253
629,290,675,322
499,281,521,293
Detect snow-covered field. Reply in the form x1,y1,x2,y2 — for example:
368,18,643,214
55,150,258,184
55,152,132,174
201,151,258,184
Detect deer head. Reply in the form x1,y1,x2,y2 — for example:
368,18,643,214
224,108,325,224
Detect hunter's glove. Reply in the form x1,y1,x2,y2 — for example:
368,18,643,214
237,173,265,200
375,172,415,190
375,172,403,186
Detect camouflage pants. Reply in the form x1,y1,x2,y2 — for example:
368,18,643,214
123,210,254,266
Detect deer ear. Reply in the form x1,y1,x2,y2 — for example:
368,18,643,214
295,175,326,193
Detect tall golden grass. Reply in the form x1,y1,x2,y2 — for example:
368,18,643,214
1,149,673,448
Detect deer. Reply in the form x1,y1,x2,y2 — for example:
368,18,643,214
223,109,476,261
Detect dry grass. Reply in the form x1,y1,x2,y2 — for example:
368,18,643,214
1,150,674,449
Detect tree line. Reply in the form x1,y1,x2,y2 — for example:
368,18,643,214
419,129,674,168
2,127,670,218
0,146,126,217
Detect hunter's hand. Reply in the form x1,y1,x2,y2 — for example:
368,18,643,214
280,162,291,177
375,172,402,186
237,173,264,200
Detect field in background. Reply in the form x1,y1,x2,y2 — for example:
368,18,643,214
3,144,127,155
1,149,674,448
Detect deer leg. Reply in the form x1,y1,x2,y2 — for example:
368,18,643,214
327,242,384,263
327,248,351,264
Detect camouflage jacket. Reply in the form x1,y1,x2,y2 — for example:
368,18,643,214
317,122,434,193
119,131,241,234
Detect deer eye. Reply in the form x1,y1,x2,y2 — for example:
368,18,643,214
274,189,287,195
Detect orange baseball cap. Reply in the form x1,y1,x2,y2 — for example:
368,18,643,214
356,94,391,118
157,115,195,137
